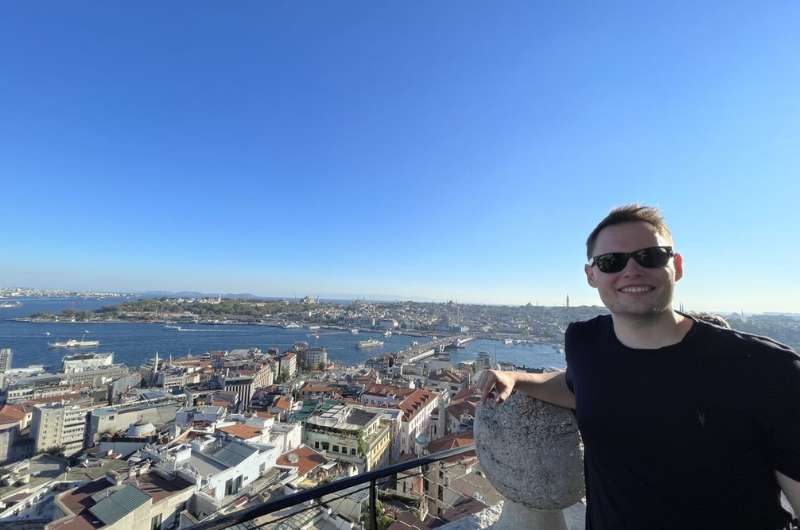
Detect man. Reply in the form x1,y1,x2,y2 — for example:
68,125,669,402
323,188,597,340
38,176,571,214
479,204,800,529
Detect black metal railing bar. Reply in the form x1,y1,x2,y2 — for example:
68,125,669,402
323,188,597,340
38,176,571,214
185,443,476,530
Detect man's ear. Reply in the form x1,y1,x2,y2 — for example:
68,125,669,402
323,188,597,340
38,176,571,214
585,264,597,287
673,253,683,282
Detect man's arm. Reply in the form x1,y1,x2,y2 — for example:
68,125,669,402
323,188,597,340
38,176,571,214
479,370,575,409
777,471,800,518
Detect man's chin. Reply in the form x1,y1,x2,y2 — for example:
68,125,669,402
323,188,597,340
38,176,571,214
610,303,672,320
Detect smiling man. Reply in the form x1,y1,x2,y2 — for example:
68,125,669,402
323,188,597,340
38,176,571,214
479,204,800,529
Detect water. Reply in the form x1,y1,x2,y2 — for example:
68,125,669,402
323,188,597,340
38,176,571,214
0,298,564,369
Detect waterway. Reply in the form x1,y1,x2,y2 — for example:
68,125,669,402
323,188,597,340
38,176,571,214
0,298,565,370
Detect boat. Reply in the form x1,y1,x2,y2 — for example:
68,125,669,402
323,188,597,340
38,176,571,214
383,331,392,337
357,339,384,349
350,328,359,334
283,323,301,329
49,339,100,348
503,339,514,345
307,325,320,330
0,301,21,308
44,332,51,336
164,325,182,331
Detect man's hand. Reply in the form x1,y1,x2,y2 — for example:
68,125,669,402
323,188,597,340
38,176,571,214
479,370,517,404
479,369,576,409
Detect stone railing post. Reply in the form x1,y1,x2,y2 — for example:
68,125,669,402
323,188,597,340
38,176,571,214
474,392,584,530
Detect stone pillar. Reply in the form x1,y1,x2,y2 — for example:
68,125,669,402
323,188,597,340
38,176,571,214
474,392,584,530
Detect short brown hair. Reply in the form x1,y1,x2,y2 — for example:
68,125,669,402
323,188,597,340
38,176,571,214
586,204,673,259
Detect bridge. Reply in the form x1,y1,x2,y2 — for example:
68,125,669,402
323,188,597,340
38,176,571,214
396,335,473,364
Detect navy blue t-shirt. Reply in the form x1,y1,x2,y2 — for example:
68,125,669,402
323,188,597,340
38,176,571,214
565,315,800,530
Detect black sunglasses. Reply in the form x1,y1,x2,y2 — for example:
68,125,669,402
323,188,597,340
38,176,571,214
589,246,674,274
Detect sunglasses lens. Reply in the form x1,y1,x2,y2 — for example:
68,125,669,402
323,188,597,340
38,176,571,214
595,254,627,273
635,247,671,268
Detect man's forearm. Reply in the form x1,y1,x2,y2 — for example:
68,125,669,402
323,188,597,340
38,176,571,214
514,371,576,409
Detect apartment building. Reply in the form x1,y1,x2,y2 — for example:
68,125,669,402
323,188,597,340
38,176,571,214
302,403,393,472
31,402,90,456
0,349,12,372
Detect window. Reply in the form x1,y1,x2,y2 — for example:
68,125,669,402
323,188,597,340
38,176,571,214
350,448,356,455
151,514,162,530
314,441,319,449
321,442,329,451
332,445,339,453
438,485,443,501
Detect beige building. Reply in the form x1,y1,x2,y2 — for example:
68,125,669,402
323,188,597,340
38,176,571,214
302,403,393,472
31,402,89,456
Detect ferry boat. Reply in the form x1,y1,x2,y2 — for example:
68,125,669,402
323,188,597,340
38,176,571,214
357,339,384,349
0,301,21,308
48,339,100,349
283,322,301,329
350,328,359,334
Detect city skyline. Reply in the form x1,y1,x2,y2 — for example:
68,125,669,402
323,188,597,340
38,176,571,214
3,3,800,313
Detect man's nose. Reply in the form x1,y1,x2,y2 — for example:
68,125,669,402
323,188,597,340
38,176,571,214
620,255,646,275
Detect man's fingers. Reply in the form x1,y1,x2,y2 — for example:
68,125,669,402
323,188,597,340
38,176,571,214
480,373,495,402
495,387,511,404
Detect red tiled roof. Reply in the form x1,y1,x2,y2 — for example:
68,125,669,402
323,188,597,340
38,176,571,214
274,397,292,410
446,399,477,419
427,431,474,454
428,370,465,384
364,384,415,398
398,389,438,422
276,445,328,477
301,384,337,394
219,424,262,440
0,404,27,425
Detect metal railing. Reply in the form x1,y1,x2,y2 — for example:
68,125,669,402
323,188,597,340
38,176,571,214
185,443,476,530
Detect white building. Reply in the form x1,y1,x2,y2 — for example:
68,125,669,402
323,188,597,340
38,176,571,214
398,389,440,456
61,352,114,373
176,406,226,429
31,402,89,456
152,435,279,514
0,348,12,372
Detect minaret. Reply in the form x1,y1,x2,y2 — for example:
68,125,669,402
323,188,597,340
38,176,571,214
566,295,570,308
153,352,159,374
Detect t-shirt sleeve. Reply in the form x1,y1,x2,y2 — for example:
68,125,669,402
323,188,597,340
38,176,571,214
759,349,800,481
564,322,576,394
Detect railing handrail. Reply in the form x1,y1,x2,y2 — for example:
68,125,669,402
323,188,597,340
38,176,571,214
185,443,476,530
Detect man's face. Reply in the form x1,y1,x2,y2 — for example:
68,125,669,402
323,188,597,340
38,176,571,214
584,221,683,318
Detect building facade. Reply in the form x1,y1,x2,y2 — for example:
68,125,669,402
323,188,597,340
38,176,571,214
32,402,89,456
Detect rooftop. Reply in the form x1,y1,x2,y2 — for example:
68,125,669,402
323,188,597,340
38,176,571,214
218,424,263,440
276,445,329,477
398,389,438,422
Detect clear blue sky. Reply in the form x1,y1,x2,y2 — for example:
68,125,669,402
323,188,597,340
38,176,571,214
2,2,799,312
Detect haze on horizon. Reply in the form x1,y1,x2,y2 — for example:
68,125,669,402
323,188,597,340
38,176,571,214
2,3,799,314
